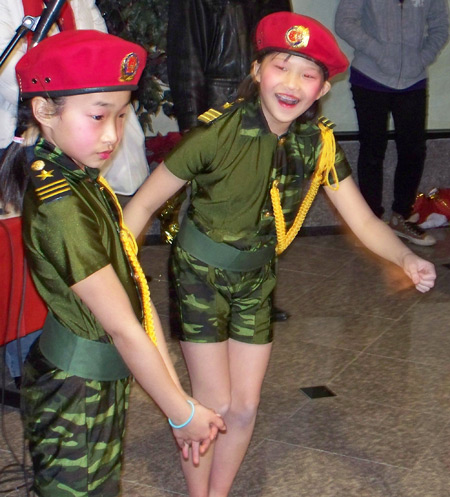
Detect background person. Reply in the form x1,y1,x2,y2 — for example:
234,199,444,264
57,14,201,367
335,0,449,246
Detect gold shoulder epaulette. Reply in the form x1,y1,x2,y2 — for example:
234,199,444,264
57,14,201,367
28,159,72,204
197,98,245,125
318,116,336,130
198,107,223,124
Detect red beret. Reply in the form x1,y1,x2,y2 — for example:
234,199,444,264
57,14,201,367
16,30,147,98
255,12,348,79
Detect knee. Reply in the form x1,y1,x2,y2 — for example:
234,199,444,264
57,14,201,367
212,395,232,419
228,395,260,426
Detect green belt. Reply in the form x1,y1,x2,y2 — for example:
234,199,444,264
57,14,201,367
176,218,275,271
39,313,130,381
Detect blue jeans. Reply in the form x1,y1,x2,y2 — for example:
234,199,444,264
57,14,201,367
5,330,42,378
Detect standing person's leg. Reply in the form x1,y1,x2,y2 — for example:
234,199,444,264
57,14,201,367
172,247,275,496
351,85,390,218
388,88,435,246
208,340,272,497
206,260,275,496
391,88,427,218
179,340,272,497
179,341,232,497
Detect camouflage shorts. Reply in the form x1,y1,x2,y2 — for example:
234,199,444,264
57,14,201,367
21,342,129,497
170,244,277,344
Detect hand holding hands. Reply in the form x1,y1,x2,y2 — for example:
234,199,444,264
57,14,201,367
171,399,226,465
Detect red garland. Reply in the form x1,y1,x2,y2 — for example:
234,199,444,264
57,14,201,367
145,132,182,165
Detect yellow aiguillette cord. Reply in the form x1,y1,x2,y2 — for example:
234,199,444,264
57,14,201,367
270,120,340,256
97,176,157,346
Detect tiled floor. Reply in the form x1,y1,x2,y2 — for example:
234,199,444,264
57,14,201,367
1,226,450,496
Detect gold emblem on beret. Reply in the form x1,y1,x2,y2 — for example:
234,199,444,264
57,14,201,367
31,160,45,171
120,52,139,82
285,26,310,49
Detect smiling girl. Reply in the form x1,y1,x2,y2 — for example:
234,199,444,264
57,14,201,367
0,30,224,497
124,13,436,497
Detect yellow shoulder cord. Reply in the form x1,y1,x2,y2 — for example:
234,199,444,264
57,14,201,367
97,176,157,346
270,121,340,256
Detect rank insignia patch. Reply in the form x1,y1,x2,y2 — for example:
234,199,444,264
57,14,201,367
29,160,72,204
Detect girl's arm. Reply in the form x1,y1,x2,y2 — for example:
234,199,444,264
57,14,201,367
148,299,183,391
324,176,436,292
124,162,187,239
71,264,225,463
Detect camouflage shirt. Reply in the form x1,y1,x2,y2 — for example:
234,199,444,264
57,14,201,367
165,98,352,250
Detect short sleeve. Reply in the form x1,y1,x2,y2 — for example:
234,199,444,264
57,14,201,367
27,195,111,286
331,141,352,185
164,124,218,180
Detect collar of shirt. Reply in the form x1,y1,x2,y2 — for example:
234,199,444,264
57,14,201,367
33,138,100,182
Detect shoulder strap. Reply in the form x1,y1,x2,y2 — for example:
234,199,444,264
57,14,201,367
198,107,224,125
318,116,336,130
197,98,245,125
28,159,72,204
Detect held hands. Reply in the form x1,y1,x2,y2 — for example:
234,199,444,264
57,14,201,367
171,399,226,465
401,253,436,293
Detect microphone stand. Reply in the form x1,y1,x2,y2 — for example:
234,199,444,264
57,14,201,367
0,0,68,69
0,16,40,69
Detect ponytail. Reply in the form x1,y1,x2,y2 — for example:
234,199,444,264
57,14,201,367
0,96,64,214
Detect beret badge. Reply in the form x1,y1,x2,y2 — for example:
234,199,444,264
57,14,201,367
285,25,310,49
120,52,140,82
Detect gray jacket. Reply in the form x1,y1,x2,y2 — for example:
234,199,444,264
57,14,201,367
335,0,449,89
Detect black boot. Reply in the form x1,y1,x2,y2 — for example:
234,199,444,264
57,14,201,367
271,306,290,322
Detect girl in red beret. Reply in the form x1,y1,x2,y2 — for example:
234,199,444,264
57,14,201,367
125,11,436,497
0,30,225,497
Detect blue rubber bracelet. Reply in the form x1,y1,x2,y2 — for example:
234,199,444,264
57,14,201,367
168,400,195,429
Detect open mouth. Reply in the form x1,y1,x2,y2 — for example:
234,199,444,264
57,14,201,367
276,94,299,106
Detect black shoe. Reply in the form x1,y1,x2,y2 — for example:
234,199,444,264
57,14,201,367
271,307,290,322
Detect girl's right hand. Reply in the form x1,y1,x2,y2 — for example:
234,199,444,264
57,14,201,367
172,401,226,465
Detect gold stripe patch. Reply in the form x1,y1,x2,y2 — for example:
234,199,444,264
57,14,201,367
35,179,68,192
38,187,72,201
198,108,222,123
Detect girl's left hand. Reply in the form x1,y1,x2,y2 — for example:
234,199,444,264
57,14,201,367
401,253,436,293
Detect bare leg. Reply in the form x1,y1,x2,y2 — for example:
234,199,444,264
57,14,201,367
180,339,272,497
209,339,272,497
180,341,231,497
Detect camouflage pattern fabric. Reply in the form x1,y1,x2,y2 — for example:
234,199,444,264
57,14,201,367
165,98,351,250
171,244,276,344
21,342,130,497
166,99,351,344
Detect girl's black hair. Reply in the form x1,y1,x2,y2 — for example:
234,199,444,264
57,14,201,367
0,96,65,214
237,51,327,124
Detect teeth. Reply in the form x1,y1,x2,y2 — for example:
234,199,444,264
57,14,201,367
277,94,299,105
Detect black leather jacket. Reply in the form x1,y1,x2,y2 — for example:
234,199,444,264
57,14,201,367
167,0,292,131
